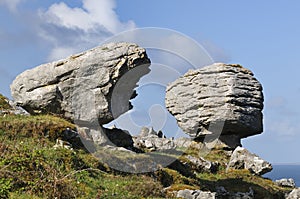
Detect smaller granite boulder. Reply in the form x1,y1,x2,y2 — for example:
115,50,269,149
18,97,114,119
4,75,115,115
227,146,272,175
275,178,296,188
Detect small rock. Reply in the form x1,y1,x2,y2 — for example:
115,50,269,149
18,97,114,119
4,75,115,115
176,189,216,199
275,178,296,188
286,187,300,199
53,139,73,150
227,146,272,175
133,127,176,151
174,137,193,148
231,187,254,199
185,155,218,173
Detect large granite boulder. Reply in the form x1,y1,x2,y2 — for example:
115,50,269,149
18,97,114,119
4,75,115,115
165,63,263,139
10,42,150,125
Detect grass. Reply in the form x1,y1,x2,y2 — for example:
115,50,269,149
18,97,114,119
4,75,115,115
0,114,76,140
0,107,294,198
0,94,12,110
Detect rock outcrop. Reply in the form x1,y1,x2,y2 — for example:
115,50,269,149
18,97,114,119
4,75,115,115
184,155,218,173
0,94,28,115
176,187,254,199
286,188,300,199
275,178,296,188
165,63,263,139
133,127,176,151
11,42,150,125
176,189,216,199
227,146,272,175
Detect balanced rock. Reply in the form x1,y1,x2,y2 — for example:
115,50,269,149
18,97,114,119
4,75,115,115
11,42,150,125
165,63,263,139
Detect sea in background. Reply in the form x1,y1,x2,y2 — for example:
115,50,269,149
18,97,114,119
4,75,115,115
264,164,300,187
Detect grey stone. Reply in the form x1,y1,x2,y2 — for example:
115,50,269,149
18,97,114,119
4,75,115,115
216,186,229,197
11,42,150,125
185,155,218,173
230,187,254,199
53,139,73,150
286,188,300,199
165,63,263,139
0,95,29,116
227,146,272,175
275,178,296,188
78,126,133,148
174,137,193,148
133,127,176,151
176,189,216,199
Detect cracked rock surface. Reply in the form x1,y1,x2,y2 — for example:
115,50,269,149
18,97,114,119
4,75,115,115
11,42,150,125
165,63,263,138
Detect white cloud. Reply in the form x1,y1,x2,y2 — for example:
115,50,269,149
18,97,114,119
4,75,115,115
38,0,135,61
0,0,23,12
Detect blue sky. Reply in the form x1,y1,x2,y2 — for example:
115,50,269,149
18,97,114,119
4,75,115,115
1,0,300,164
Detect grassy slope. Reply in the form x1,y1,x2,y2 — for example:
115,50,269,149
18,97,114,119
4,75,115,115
0,112,292,198
0,94,12,110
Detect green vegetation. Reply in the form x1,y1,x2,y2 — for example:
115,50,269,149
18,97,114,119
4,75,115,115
0,110,293,198
0,114,76,140
0,94,12,110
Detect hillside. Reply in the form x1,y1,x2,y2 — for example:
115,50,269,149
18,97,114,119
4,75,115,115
0,94,292,199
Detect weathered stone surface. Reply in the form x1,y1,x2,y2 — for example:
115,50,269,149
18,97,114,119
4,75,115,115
231,187,254,199
0,94,29,115
165,63,263,138
275,178,296,188
133,127,176,151
286,188,300,199
227,146,272,175
184,155,218,173
78,126,133,148
174,137,193,148
176,189,216,199
11,42,150,125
